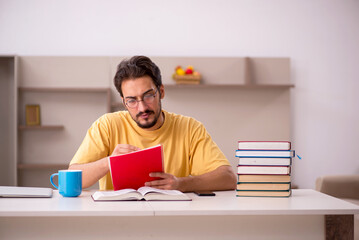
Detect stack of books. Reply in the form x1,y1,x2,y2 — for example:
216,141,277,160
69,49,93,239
235,141,294,197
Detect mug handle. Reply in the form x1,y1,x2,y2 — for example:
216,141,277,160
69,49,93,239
50,173,59,189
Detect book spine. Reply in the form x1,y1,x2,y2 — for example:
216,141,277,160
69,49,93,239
236,189,291,192
235,189,292,198
237,174,291,183
237,166,290,175
237,181,291,184
236,182,291,191
237,141,291,150
235,150,295,158
237,157,291,166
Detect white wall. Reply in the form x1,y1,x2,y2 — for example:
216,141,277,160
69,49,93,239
1,0,358,188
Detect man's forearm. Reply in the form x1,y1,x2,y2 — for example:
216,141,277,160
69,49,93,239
178,165,237,192
68,157,109,189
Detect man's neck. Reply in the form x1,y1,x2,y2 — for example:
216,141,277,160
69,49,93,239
157,111,165,129
153,111,165,130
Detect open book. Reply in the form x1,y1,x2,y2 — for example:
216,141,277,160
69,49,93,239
92,187,191,201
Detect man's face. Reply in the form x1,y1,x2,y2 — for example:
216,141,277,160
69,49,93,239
121,76,164,130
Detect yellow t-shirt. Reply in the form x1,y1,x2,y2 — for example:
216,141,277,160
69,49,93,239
70,110,230,190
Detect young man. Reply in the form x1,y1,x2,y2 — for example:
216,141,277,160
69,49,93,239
69,56,236,192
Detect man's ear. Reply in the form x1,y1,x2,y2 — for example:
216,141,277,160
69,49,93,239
159,85,165,99
121,97,127,109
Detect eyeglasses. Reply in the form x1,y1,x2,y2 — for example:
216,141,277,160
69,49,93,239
124,89,158,109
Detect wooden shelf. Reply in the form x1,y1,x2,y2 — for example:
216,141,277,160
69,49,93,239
19,87,112,113
17,163,68,170
18,125,65,130
19,87,111,93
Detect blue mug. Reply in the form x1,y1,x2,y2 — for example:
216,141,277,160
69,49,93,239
50,170,82,197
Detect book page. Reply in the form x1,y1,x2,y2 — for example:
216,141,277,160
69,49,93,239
92,188,140,201
137,187,184,196
104,188,137,196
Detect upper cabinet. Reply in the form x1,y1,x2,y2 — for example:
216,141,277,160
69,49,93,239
18,56,111,88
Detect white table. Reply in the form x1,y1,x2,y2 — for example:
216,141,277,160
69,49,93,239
1,189,358,240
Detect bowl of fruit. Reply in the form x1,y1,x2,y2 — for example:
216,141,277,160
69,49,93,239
172,65,201,84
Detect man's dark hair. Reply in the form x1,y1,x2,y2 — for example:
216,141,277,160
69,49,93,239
114,56,162,97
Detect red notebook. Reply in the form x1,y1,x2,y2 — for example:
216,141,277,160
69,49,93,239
108,144,164,190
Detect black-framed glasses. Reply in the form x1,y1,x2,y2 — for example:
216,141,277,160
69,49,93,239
124,89,158,109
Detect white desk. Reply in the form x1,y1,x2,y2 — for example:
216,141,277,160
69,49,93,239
1,189,358,240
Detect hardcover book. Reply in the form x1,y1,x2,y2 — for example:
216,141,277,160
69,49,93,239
236,182,291,191
237,174,291,183
92,187,191,201
237,166,291,175
108,144,164,190
235,150,295,158
238,141,291,150
236,190,292,197
237,157,291,166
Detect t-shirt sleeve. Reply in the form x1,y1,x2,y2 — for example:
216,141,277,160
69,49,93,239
70,115,111,165
189,121,230,176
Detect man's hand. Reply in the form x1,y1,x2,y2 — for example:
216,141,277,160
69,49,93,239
145,172,181,190
69,144,141,189
145,166,236,193
111,144,141,156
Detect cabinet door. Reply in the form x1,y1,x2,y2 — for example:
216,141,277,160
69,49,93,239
19,56,110,88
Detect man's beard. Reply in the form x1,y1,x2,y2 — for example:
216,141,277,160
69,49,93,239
133,102,162,129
